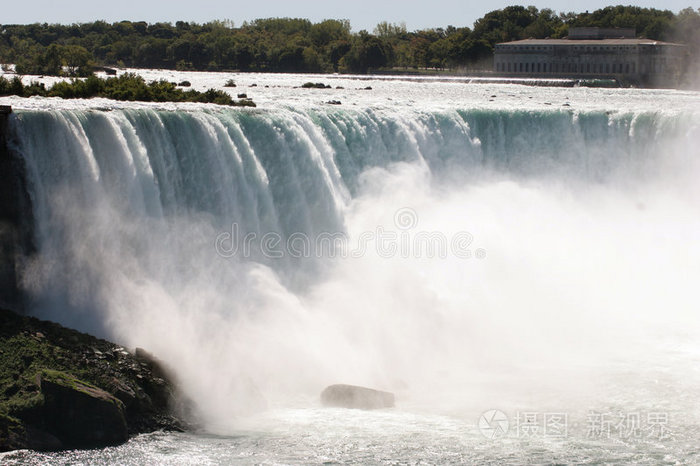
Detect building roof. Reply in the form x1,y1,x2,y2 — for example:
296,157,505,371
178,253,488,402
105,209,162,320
569,27,635,39
497,38,684,47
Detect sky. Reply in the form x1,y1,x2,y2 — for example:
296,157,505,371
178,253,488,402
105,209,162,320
2,1,699,31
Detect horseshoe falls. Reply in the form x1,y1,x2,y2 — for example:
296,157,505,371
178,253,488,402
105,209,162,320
2,74,700,464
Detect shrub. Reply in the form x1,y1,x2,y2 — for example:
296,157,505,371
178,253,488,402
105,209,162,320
0,73,254,106
301,82,331,88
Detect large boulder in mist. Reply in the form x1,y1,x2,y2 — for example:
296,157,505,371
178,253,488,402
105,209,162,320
321,384,395,409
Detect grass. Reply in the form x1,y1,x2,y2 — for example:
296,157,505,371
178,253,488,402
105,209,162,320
0,310,127,418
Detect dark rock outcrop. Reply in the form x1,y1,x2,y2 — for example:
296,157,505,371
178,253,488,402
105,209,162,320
320,384,395,410
0,308,187,451
0,109,33,313
39,370,128,448
301,82,331,89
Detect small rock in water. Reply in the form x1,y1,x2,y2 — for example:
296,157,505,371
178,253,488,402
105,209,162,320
320,384,394,409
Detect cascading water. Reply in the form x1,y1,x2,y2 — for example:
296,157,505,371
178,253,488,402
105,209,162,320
3,76,700,463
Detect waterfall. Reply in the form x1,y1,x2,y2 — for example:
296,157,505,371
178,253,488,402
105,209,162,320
6,104,699,428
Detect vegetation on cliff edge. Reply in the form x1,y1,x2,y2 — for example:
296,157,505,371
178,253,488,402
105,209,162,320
0,73,256,106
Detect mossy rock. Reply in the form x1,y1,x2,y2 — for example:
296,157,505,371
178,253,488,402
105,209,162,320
0,308,186,452
38,369,128,448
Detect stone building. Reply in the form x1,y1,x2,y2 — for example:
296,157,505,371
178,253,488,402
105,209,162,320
493,27,686,87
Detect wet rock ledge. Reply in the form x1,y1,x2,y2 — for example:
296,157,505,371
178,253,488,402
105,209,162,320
0,308,186,452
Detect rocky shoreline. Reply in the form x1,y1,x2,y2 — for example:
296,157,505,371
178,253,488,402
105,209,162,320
0,308,187,452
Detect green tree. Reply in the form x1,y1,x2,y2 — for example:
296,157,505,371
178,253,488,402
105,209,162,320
62,45,93,76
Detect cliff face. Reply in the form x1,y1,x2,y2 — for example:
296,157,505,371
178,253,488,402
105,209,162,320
0,308,187,452
0,108,31,313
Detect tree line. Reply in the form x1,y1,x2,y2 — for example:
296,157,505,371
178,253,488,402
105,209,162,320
1,6,699,76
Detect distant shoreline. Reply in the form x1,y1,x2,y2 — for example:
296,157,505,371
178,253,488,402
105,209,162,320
0,7,696,84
